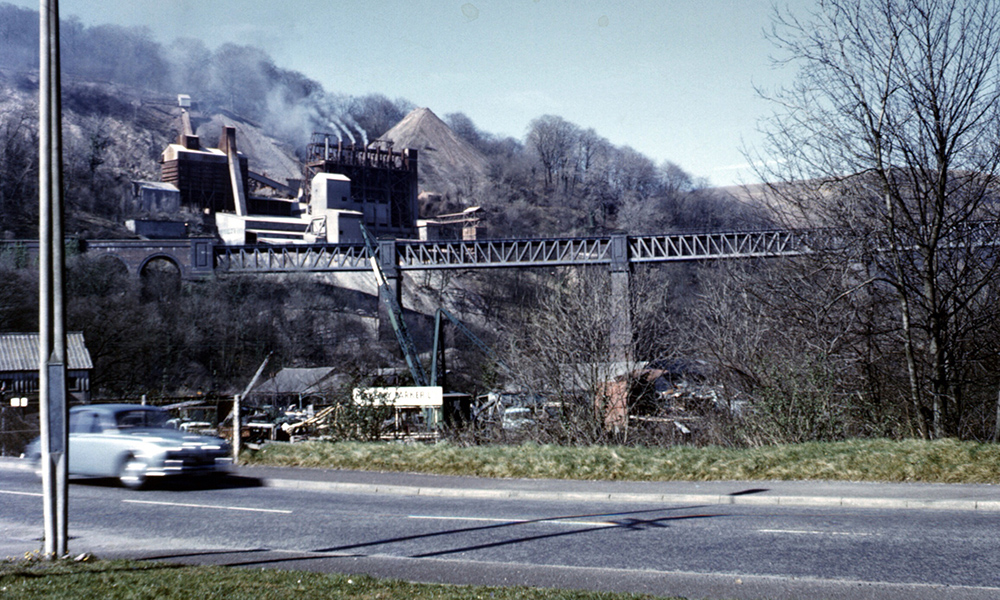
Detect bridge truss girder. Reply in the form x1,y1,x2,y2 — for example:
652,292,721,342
213,228,827,274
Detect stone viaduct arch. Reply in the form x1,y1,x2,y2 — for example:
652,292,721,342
79,239,214,280
136,253,183,278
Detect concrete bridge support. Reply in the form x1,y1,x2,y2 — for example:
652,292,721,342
608,234,633,364
376,238,404,343
372,235,636,365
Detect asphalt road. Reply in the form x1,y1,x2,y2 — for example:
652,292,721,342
2,465,1000,600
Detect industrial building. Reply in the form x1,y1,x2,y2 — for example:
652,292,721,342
136,97,421,245
304,133,419,239
161,125,250,215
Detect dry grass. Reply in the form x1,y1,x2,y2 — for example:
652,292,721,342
0,559,669,600
244,438,1000,483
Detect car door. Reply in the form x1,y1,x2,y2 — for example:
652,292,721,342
68,409,106,475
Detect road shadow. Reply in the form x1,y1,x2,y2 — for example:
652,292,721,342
69,474,264,492
134,548,369,569
130,548,273,562
159,474,265,492
729,488,770,496
310,505,724,558
122,507,726,570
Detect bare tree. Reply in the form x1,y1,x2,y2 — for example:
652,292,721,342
496,266,675,444
660,161,694,198
0,4,39,71
684,259,908,444
445,112,484,147
608,146,659,199
167,37,214,98
572,127,611,192
0,108,38,236
752,0,1000,438
526,115,579,191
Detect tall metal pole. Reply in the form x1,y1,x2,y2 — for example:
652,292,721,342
232,394,241,465
39,0,68,558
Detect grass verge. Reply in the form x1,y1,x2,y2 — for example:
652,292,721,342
0,559,674,600
243,438,1000,484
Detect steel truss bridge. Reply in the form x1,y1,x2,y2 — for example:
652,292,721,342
208,221,1000,363
4,222,997,277
215,228,838,274
5,222,997,362
215,219,1000,275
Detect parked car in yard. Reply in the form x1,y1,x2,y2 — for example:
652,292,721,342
501,406,534,430
22,404,232,489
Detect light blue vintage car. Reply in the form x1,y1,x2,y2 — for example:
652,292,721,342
23,404,233,489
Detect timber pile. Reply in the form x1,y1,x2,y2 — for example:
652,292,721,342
282,404,339,435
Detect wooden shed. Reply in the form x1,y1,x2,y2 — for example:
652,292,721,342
0,332,93,406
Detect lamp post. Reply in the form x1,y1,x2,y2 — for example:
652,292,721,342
39,0,68,558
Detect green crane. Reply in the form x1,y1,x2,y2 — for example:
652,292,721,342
430,307,511,389
360,225,428,387
361,226,510,396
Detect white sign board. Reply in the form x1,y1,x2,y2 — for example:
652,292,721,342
352,386,443,408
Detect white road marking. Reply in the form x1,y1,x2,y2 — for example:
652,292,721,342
123,499,292,514
758,528,871,537
0,490,42,497
409,515,618,527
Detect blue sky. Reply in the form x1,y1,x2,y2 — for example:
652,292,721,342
11,1,813,186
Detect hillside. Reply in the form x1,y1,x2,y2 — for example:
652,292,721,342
193,112,302,186
0,72,305,238
1,3,766,242
1,67,500,238
0,73,177,237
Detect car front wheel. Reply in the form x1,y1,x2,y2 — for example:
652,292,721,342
117,454,147,490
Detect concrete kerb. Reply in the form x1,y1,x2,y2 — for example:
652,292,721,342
0,457,31,471
0,457,994,513
259,477,994,512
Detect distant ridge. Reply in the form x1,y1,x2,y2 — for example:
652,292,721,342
379,107,489,200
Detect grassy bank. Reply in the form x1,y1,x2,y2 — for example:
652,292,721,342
0,559,672,600
243,438,1000,484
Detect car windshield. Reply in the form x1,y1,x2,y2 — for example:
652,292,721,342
114,409,170,429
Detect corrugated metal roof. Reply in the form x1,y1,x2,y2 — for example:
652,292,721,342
253,367,337,396
0,332,94,372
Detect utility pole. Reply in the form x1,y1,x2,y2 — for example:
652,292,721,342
39,0,69,558
232,394,241,465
